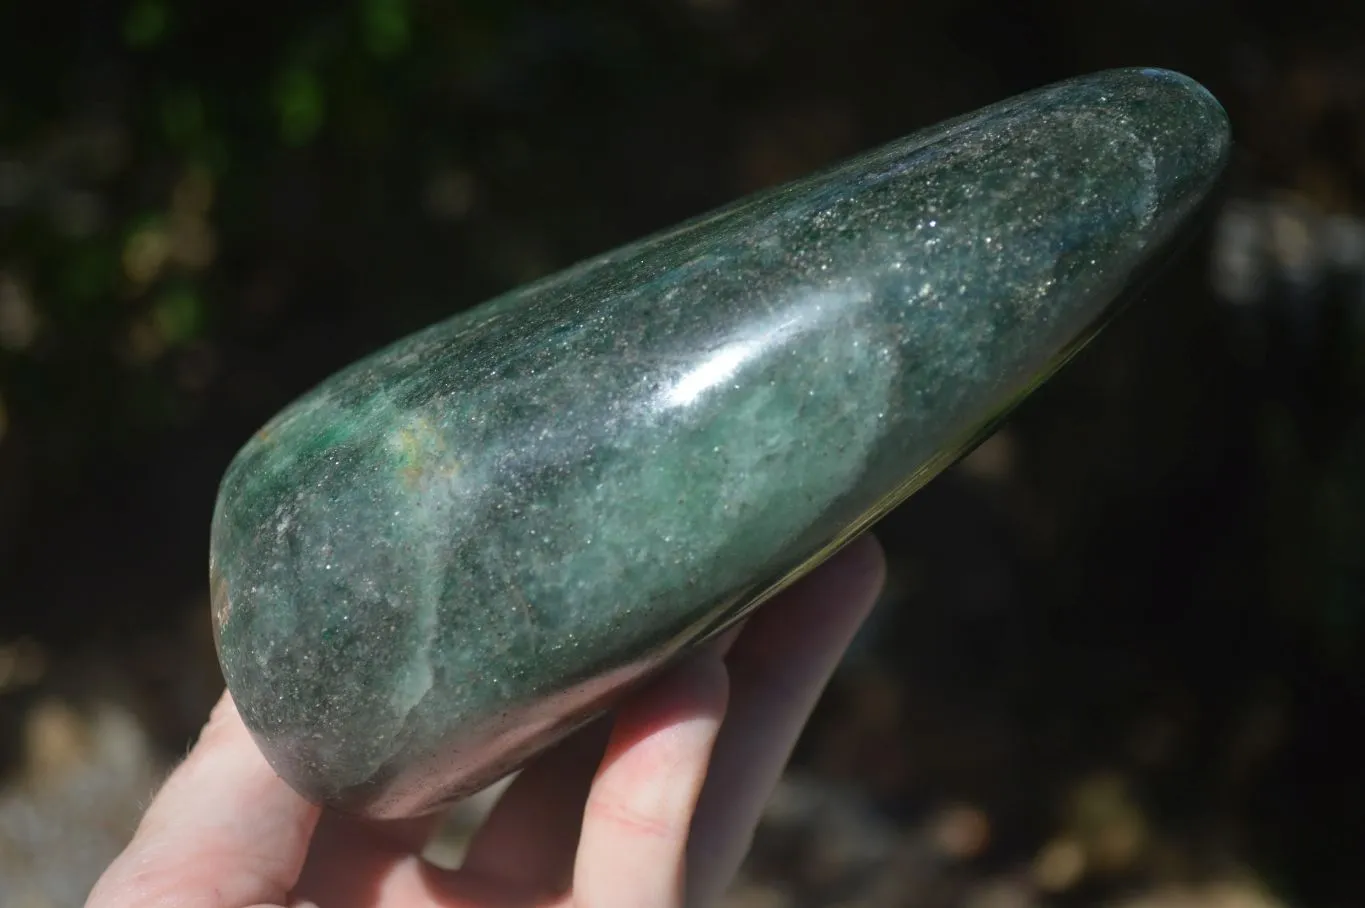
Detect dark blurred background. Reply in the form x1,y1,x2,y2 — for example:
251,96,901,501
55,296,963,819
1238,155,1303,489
2,2,1365,906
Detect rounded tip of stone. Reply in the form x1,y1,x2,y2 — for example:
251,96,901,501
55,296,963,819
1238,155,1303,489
1138,66,1230,128
1133,65,1223,101
1060,67,1231,244
1109,66,1232,172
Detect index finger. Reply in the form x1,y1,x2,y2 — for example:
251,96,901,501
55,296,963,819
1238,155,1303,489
85,693,321,908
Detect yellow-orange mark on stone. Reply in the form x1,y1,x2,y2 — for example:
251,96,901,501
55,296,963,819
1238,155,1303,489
390,416,460,489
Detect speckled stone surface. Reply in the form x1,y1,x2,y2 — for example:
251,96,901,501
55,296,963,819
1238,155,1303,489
211,68,1230,818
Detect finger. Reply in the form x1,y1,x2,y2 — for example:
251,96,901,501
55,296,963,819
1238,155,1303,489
299,653,728,908
572,648,729,908
461,632,739,891
295,818,534,908
686,534,886,905
298,805,542,908
85,692,321,908
284,748,462,898
458,715,611,892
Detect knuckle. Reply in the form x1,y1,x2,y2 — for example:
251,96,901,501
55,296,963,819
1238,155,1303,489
584,791,683,842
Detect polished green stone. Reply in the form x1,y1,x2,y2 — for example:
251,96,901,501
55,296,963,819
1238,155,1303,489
211,68,1230,818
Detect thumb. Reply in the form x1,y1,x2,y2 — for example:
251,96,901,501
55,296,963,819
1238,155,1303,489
86,693,320,908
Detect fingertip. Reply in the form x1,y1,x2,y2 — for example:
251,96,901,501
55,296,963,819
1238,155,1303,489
729,532,886,683
573,651,729,908
854,529,888,581
87,691,320,908
607,648,730,757
685,532,886,904
816,531,888,605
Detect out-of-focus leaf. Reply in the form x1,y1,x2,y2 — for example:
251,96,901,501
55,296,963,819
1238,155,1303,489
361,0,410,59
275,67,325,146
151,286,202,345
123,0,169,48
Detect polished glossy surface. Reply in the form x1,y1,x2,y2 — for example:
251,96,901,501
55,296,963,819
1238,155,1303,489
211,68,1230,818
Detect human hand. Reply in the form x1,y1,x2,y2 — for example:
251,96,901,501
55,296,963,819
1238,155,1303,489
87,534,885,908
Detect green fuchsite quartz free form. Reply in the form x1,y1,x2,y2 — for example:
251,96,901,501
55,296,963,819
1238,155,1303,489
211,68,1231,819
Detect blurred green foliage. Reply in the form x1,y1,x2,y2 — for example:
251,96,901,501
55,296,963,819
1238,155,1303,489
0,0,525,461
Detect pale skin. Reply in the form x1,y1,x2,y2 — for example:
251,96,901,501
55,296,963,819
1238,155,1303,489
86,534,885,908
